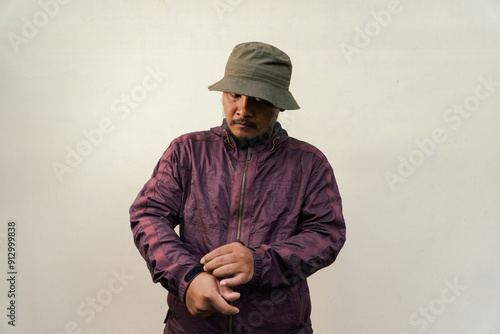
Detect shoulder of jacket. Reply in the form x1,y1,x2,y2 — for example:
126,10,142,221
282,136,333,167
283,137,324,156
160,129,222,160
171,129,221,146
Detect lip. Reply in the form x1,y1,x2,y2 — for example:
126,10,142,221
236,123,251,128
233,124,257,134
232,121,256,130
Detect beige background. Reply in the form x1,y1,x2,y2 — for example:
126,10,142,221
1,0,499,333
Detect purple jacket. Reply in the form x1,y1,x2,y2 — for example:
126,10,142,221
130,123,346,334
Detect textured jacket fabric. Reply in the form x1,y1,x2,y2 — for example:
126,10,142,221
130,123,346,334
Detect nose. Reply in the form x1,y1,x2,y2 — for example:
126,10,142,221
236,95,253,117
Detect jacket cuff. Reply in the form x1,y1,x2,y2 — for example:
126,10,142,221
249,250,263,285
179,265,205,304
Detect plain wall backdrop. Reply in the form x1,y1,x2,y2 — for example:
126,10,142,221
1,0,499,333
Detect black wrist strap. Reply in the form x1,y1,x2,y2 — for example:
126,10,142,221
184,265,204,283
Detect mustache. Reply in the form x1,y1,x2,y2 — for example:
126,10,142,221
231,119,257,129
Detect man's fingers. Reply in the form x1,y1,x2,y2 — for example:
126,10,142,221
203,254,235,273
211,292,239,315
201,242,254,286
219,284,240,302
201,244,233,265
209,261,242,278
184,270,243,317
219,275,245,288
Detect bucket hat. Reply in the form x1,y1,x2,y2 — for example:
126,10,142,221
208,42,300,110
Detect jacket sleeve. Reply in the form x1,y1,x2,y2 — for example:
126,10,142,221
249,153,346,288
129,142,200,303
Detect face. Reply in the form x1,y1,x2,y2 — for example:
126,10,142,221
222,92,281,140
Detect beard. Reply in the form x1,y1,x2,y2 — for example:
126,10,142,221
222,119,274,149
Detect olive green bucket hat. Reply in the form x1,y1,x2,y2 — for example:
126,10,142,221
208,42,300,110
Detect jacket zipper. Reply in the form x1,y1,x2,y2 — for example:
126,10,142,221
236,147,251,241
229,147,252,334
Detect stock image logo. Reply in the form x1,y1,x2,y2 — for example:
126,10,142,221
399,278,467,334
51,66,168,183
384,74,499,192
46,268,134,334
340,0,404,64
7,0,71,54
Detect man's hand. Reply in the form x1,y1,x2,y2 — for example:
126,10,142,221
185,272,240,317
201,242,254,287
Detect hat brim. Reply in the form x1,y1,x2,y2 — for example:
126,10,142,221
208,76,300,110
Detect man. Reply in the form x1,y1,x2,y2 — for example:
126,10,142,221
130,42,346,334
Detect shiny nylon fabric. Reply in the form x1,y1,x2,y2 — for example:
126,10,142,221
130,123,346,334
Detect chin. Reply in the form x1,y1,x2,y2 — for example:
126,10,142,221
232,131,256,140
235,134,255,140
